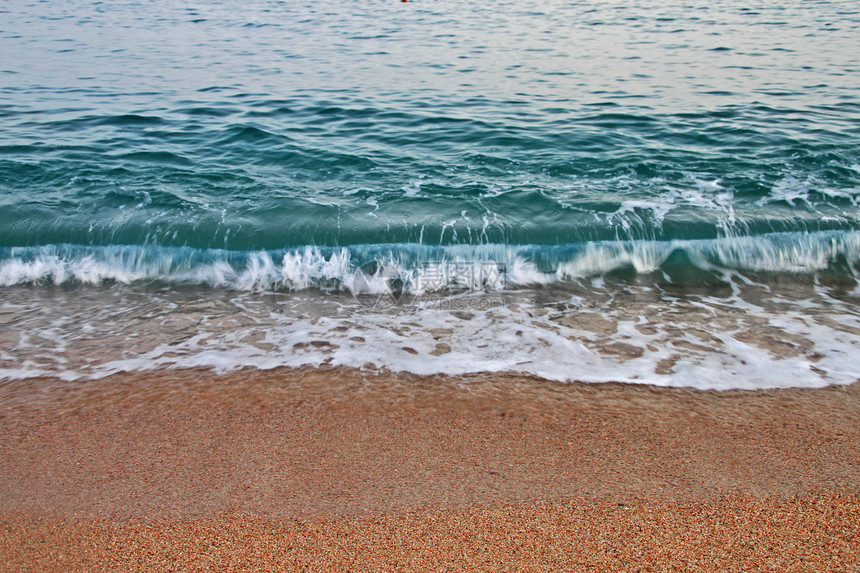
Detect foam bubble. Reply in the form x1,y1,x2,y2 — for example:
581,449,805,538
1,272,858,390
1,231,859,294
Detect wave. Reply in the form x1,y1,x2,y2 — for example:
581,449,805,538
1,230,859,292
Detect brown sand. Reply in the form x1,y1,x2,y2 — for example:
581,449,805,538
1,366,859,571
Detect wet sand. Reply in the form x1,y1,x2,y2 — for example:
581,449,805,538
1,366,859,571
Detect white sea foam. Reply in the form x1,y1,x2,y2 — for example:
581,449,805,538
1,271,858,390
556,241,670,278
1,231,860,294
366,196,380,217
595,174,741,235
610,199,676,231
280,247,351,290
759,175,813,207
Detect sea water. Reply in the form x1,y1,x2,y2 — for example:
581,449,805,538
1,0,859,389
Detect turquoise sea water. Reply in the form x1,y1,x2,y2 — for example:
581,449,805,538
2,0,860,388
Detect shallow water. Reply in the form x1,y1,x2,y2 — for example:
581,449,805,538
2,273,859,389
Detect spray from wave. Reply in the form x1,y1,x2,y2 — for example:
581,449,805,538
2,230,859,292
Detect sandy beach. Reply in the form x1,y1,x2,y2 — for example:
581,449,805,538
1,366,858,571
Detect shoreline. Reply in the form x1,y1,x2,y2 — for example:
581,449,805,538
2,366,859,570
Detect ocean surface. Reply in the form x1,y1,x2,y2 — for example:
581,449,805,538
2,0,859,389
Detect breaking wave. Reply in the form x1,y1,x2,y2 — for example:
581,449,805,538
2,230,859,292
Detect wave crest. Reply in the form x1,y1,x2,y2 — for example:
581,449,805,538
1,230,859,291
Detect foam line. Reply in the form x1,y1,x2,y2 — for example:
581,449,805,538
1,230,859,291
